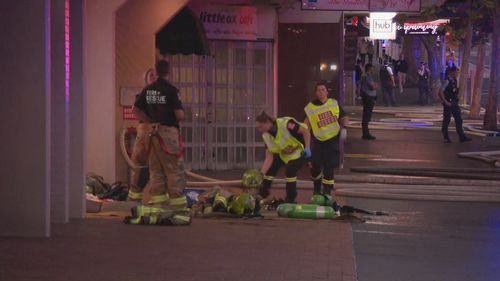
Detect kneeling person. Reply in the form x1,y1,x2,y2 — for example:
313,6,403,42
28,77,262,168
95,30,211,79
256,112,311,203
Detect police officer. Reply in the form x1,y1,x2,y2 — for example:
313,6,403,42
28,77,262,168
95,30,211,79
417,62,431,106
256,112,311,203
133,60,188,209
304,80,349,196
437,66,472,143
128,68,156,201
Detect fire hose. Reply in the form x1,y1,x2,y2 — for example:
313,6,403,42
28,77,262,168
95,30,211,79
121,128,500,202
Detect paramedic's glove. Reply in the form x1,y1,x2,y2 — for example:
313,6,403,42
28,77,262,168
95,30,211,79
303,148,312,159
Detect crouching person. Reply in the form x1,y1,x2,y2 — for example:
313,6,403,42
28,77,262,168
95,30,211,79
255,112,311,203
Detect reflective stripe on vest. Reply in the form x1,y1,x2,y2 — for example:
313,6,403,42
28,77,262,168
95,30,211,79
304,99,340,141
262,117,305,163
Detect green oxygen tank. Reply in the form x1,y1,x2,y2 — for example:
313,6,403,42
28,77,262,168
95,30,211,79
310,194,334,206
277,203,336,219
277,203,295,217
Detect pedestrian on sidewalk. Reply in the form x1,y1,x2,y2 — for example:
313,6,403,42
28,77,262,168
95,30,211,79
367,41,375,64
395,53,408,94
437,66,472,143
355,59,363,98
128,68,157,201
304,80,349,197
417,62,431,106
360,63,378,140
379,61,397,107
256,112,311,203
358,39,368,65
133,60,188,209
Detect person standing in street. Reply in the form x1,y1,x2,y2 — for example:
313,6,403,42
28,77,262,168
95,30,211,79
304,81,349,198
395,53,408,94
128,68,157,201
437,66,472,143
360,63,378,140
133,60,188,210
256,112,311,203
417,62,431,106
379,61,397,107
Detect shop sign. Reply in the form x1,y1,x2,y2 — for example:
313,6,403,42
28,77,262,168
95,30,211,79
199,5,257,41
397,19,449,36
302,0,420,12
369,13,396,40
370,0,420,12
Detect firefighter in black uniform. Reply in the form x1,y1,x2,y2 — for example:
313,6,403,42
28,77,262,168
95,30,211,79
437,66,472,143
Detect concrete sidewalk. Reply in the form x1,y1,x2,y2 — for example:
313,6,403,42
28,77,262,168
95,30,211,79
0,215,357,281
1,105,497,281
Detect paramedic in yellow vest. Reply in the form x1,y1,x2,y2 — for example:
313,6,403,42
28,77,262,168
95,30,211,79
128,68,156,201
304,80,349,196
133,60,187,210
255,112,311,203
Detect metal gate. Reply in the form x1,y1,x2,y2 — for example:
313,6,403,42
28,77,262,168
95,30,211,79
168,41,273,170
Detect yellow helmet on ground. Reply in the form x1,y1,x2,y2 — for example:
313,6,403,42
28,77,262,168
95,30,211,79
242,169,263,188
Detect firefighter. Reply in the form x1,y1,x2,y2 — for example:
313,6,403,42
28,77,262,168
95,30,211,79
255,112,311,203
127,68,157,201
304,80,349,197
133,60,188,210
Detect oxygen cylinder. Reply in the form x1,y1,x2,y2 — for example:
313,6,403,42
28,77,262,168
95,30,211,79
311,194,325,205
289,204,336,219
277,203,295,217
277,203,337,219
310,194,334,206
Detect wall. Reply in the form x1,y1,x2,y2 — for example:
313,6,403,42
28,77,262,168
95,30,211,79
277,2,342,118
69,0,86,219
85,0,126,183
0,0,51,237
114,0,189,182
278,23,341,119
278,3,341,23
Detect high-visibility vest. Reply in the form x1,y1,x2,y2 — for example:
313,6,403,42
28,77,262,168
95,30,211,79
304,98,340,141
262,117,306,163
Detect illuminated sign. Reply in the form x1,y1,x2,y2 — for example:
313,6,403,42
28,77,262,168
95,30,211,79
302,0,420,12
369,12,396,40
397,19,449,36
200,5,257,41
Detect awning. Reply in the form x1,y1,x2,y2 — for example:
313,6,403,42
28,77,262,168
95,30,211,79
156,7,210,56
